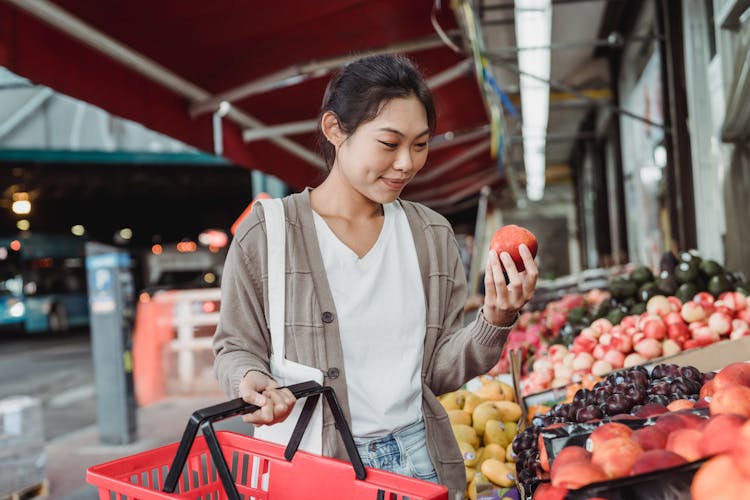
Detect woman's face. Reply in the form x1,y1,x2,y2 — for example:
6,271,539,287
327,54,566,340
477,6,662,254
333,95,430,204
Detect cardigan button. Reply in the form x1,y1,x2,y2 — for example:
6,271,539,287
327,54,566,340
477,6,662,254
322,311,334,323
327,367,340,379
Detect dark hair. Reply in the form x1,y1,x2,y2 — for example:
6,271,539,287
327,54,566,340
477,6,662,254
317,54,436,170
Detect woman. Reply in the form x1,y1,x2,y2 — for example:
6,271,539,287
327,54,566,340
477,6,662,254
212,54,538,497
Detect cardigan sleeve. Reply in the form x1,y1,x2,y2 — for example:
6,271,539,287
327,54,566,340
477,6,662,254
423,222,515,396
212,211,274,398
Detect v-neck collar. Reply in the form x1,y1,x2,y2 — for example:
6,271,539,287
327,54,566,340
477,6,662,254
311,202,394,263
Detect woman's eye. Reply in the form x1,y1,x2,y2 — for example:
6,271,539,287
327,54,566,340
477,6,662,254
415,142,428,149
378,141,398,148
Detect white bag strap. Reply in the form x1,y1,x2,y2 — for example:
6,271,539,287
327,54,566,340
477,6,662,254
257,198,285,363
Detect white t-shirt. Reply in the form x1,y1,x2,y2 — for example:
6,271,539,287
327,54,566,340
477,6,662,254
312,201,426,438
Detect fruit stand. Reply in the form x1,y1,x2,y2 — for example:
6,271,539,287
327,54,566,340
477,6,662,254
442,249,750,500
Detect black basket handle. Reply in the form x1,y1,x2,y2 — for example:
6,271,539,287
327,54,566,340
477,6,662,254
162,381,366,499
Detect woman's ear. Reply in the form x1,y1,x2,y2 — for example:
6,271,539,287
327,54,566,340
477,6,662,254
321,111,346,147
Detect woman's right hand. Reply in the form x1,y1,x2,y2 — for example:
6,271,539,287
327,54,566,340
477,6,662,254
238,370,296,426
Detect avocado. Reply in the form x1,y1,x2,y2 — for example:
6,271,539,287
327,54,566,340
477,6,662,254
630,266,655,286
675,282,699,303
679,250,702,266
675,261,700,284
567,306,587,325
610,277,638,300
657,270,678,295
629,302,647,315
638,282,661,303
699,259,724,278
606,309,626,325
660,251,679,273
708,274,733,297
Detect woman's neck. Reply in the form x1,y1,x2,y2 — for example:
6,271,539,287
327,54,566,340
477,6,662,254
311,169,383,221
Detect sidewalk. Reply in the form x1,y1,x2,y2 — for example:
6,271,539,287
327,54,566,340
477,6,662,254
46,395,251,500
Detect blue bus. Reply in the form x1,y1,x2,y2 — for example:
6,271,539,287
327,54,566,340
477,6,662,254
0,234,89,333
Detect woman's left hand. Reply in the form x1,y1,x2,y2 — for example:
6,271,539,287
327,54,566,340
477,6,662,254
482,244,538,327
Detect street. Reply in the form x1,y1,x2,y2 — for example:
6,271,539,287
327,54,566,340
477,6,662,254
0,330,96,442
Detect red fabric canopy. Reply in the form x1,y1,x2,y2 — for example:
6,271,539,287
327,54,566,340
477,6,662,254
0,0,502,208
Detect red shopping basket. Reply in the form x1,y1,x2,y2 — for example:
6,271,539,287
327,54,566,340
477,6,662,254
86,381,448,500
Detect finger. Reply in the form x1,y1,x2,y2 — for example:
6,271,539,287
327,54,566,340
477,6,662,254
257,400,276,424
488,250,509,302
484,254,497,303
500,250,518,276
264,388,291,416
277,387,296,407
518,244,539,294
241,390,267,408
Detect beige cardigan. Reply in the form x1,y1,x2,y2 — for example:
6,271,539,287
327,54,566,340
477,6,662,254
212,189,512,498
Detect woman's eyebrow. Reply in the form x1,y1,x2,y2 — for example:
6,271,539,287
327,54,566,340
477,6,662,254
377,127,431,138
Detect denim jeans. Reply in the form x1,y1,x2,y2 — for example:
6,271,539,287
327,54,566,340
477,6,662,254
354,419,439,483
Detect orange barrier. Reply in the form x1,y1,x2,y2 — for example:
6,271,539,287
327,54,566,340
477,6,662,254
132,296,176,406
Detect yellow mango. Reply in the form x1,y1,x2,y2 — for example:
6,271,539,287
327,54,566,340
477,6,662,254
481,458,515,488
503,420,518,443
448,409,472,426
452,424,479,449
458,441,479,467
463,392,483,413
483,419,510,448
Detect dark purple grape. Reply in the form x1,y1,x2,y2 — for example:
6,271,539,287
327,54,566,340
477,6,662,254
574,388,594,405
611,372,628,386
630,404,643,415
576,404,604,422
626,370,650,387
624,385,647,405
684,379,702,394
595,388,613,405
531,415,546,428
650,381,672,396
605,393,632,415
670,378,689,395
518,468,534,484
634,365,650,378
647,394,670,406
680,366,702,382
703,371,716,383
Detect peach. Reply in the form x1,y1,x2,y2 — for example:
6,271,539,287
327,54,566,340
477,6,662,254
691,455,750,499
729,420,750,476
586,422,633,452
665,428,705,462
713,362,750,391
623,353,647,368
633,402,668,418
531,483,567,500
699,379,715,399
631,425,668,451
539,433,550,472
699,413,747,456
666,399,695,412
654,411,705,435
630,449,687,476
710,384,750,418
550,461,608,489
591,436,643,478
549,445,591,471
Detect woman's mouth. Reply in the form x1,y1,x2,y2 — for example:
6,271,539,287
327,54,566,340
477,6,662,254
381,178,407,190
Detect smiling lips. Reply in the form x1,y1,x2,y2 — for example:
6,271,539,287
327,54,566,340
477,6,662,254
381,177,407,190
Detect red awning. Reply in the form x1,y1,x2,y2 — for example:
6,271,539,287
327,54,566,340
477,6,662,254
0,0,502,212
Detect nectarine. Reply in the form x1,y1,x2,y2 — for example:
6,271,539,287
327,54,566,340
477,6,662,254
665,428,705,462
699,413,747,456
591,436,644,478
586,422,633,452
710,384,750,418
630,450,687,476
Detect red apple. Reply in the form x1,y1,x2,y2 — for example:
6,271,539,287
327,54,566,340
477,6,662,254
489,224,538,272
